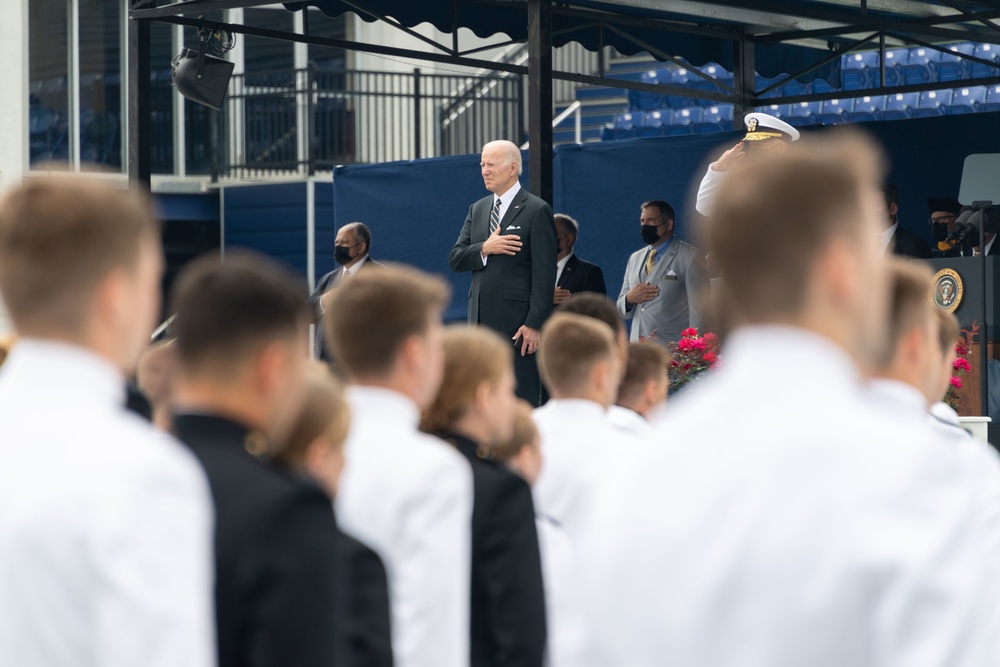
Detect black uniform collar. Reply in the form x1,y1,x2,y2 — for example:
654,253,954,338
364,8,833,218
172,412,271,458
439,431,495,462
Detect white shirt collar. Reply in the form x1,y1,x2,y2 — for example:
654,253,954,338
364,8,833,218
494,180,521,208
345,254,369,276
537,398,608,419
347,385,419,429
0,338,125,407
867,378,929,419
556,252,574,274
879,222,898,256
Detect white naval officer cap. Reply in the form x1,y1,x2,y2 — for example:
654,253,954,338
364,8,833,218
742,112,800,142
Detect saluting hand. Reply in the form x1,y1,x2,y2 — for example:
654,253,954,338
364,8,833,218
482,225,522,257
712,141,745,172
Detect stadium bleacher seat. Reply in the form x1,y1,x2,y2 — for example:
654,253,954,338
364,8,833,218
779,78,812,98
811,77,838,94
911,90,950,118
601,125,633,141
692,122,723,134
845,95,885,122
976,84,1000,112
662,124,694,136
787,101,822,118
971,44,1000,79
757,104,791,119
945,86,986,114
882,92,919,120
615,113,638,129
673,107,703,124
784,116,815,128
702,105,734,125
933,44,974,82
812,99,852,125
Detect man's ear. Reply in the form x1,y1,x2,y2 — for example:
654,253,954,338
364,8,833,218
890,203,899,219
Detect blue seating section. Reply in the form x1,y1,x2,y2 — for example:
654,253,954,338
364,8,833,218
602,42,1000,142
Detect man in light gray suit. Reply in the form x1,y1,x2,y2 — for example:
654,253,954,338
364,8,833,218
616,200,707,344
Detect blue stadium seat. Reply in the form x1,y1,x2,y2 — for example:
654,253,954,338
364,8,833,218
882,92,918,120
811,77,838,94
628,90,663,112
784,116,815,128
884,48,912,66
673,107,703,124
665,68,692,84
755,75,782,99
702,104,734,125
779,78,813,98
911,90,950,118
692,121,723,135
787,101,822,117
933,43,974,82
845,95,885,122
662,124,694,136
945,86,986,114
841,66,869,91
972,44,1000,79
643,109,672,126
910,47,942,63
756,104,791,119
812,98,852,125
615,113,638,129
601,125,633,141
976,85,1000,112
844,51,880,69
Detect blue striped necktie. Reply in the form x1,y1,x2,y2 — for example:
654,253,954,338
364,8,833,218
490,198,502,234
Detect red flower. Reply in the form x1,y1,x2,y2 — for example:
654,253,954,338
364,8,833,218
703,332,719,343
703,351,718,365
954,357,973,372
681,327,698,338
950,376,963,389
690,338,707,350
955,344,969,356
671,359,680,368
682,363,692,371
677,338,693,351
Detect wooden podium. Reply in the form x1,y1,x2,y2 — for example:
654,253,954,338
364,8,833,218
928,257,1000,417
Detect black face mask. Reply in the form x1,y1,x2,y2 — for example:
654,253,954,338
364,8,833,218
931,222,950,242
334,246,354,266
641,224,663,246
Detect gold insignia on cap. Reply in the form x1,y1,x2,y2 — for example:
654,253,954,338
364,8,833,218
931,268,963,313
747,117,759,132
244,431,269,458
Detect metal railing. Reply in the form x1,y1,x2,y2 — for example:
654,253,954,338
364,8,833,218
159,65,526,180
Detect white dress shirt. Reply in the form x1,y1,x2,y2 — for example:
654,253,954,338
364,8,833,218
879,221,898,256
336,386,473,667
482,180,522,266
532,399,642,540
606,404,653,439
0,340,215,667
555,252,573,286
580,326,999,667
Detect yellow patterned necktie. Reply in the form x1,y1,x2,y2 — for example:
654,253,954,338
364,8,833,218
645,247,657,275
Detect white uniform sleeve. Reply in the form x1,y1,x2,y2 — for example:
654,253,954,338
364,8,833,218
97,442,216,667
394,454,473,667
695,163,727,217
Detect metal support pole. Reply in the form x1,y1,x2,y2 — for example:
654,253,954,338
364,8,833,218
527,0,553,205
127,11,151,189
879,32,887,87
976,203,992,416
732,31,755,131
413,68,422,160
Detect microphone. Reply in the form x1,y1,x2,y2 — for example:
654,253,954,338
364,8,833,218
937,210,980,250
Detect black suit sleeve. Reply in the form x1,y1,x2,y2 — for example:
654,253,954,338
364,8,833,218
449,203,487,273
525,203,557,331
309,272,334,323
339,534,393,667
912,235,932,259
481,475,547,667
245,493,340,667
582,264,607,295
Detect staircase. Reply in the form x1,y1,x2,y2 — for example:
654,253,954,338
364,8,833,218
553,55,654,145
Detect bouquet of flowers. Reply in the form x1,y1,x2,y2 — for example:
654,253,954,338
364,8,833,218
664,327,721,393
944,339,972,411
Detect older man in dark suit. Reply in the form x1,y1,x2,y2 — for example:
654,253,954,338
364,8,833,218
553,213,607,306
309,222,380,361
449,140,558,406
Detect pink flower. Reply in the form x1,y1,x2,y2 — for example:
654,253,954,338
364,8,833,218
677,338,693,351
681,327,698,338
954,357,973,372
690,338,707,351
703,332,719,343
950,376,964,389
956,344,969,356
703,351,718,365
682,363,692,371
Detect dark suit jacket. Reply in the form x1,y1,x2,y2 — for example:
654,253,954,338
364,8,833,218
440,432,547,667
449,186,557,337
557,253,606,296
337,530,393,667
891,225,932,259
172,414,341,667
309,257,383,360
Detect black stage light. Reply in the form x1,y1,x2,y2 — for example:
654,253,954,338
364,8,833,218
171,48,234,110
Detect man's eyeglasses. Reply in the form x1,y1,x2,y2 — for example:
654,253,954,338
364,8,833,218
930,214,958,225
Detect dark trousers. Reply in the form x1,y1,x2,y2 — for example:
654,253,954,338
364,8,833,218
514,350,543,407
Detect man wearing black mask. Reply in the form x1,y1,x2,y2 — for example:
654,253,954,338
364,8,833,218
928,197,966,258
309,222,381,361
616,200,708,345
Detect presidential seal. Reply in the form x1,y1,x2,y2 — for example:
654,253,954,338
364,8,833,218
931,268,963,313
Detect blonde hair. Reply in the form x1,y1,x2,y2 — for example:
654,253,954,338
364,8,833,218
617,342,670,404
492,400,538,463
538,312,617,395
884,258,935,361
420,325,513,434
274,363,350,468
934,308,960,357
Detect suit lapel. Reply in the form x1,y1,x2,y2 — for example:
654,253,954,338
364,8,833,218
649,237,680,284
558,254,579,288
